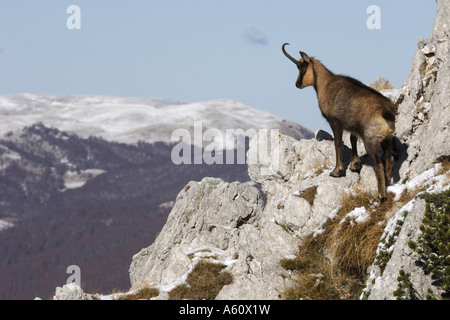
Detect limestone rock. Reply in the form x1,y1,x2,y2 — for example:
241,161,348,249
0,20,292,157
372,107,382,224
128,177,299,299
368,77,394,92
128,130,382,299
53,283,91,300
395,0,450,179
368,198,429,300
247,129,298,184
366,166,449,300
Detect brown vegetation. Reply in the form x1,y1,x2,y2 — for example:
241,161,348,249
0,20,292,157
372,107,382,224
169,261,233,300
119,287,159,300
281,189,419,300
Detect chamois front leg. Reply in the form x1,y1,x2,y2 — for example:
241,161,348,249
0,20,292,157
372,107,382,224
330,124,345,177
381,137,394,187
349,134,361,173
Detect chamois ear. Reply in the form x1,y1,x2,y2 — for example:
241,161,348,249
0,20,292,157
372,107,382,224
300,51,310,63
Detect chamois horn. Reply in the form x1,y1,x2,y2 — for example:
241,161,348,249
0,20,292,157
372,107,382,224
282,43,299,66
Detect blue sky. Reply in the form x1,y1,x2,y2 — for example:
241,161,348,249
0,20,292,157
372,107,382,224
0,1,436,131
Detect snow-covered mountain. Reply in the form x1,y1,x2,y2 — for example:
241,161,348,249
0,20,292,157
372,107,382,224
0,94,312,146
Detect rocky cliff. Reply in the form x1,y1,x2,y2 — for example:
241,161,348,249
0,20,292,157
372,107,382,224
395,0,449,179
49,0,449,300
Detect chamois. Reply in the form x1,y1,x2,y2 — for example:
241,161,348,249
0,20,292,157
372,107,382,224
282,43,396,201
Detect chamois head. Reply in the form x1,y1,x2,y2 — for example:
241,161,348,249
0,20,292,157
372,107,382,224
282,43,314,89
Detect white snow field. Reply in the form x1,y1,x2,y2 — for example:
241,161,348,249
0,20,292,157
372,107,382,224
0,94,311,148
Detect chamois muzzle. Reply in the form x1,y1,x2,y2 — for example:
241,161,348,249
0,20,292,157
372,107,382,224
282,43,300,66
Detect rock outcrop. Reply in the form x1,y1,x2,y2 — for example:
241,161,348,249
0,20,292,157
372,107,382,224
129,176,298,300
128,126,385,299
366,185,445,300
52,283,93,300
395,0,449,179
365,0,450,299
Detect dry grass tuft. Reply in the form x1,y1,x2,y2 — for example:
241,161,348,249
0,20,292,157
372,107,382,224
436,155,450,179
169,260,233,300
323,190,396,275
281,244,362,300
119,287,159,300
281,189,410,299
324,210,386,275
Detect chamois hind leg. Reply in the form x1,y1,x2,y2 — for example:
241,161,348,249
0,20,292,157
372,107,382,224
364,138,387,202
349,134,361,173
381,137,394,187
330,124,345,177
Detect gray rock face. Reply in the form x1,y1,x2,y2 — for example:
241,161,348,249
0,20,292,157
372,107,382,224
128,128,384,299
368,77,394,92
247,129,299,184
395,0,450,179
129,178,263,287
249,130,378,238
368,198,431,300
128,176,297,299
366,166,449,300
52,283,92,300
364,1,450,299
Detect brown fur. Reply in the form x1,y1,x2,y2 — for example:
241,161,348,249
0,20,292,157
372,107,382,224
282,44,396,201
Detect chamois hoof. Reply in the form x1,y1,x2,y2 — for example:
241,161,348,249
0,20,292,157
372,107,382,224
329,169,345,178
378,192,388,203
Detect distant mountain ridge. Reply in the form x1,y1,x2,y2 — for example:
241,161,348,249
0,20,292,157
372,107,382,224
0,96,313,299
0,94,312,146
